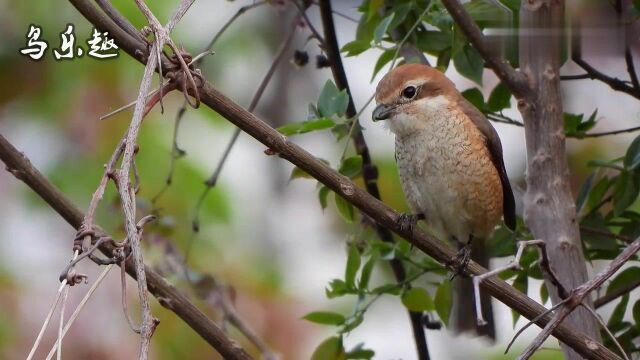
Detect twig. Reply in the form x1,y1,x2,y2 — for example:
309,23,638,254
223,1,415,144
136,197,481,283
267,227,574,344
46,264,115,360
582,304,630,360
292,0,325,45
26,281,67,360
318,1,430,358
560,73,591,80
594,276,640,308
440,0,528,98
571,19,640,100
472,240,544,325
487,113,524,127
56,285,70,360
581,226,633,244
505,298,570,355
116,1,196,358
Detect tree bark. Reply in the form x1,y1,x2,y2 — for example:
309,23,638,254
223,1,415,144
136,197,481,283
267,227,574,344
519,1,602,358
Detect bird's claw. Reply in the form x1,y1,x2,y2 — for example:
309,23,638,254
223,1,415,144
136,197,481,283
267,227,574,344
398,213,425,233
449,245,472,280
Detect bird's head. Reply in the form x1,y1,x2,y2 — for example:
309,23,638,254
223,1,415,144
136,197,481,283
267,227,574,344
373,64,458,135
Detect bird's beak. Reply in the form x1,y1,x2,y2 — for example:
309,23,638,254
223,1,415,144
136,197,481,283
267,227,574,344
372,104,395,121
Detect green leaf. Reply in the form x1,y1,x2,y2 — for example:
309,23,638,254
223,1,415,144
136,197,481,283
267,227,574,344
326,279,351,298
345,245,361,289
540,283,549,305
416,31,452,54
511,271,528,325
633,300,640,326
435,281,452,326
277,118,336,136
575,173,594,213
607,294,629,330
436,47,452,72
339,156,363,178
311,336,346,360
453,44,484,85
318,80,350,118
358,255,376,289
304,311,346,326
373,13,395,44
625,134,640,170
606,267,640,296
371,283,402,295
342,314,365,333
564,112,583,136
341,40,371,57
461,88,485,111
346,348,375,359
586,175,611,211
371,49,395,82
401,287,435,312
613,170,639,215
335,193,355,223
319,186,330,210
487,82,511,112
290,167,311,180
367,0,384,21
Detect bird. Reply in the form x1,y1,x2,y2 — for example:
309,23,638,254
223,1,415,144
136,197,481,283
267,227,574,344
372,63,516,340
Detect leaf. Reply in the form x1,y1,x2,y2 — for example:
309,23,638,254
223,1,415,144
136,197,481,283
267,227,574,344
290,167,311,180
625,134,640,170
461,88,485,111
367,0,384,21
563,112,583,136
304,311,346,326
371,283,402,295
339,156,363,178
358,255,376,290
319,186,330,210
341,40,371,57
318,80,350,118
487,82,511,112
277,118,336,136
453,44,484,85
416,30,452,54
586,175,611,211
613,170,639,215
607,294,629,331
401,287,435,312
540,283,549,305
345,245,361,289
435,281,452,326
373,13,395,44
346,348,375,360
326,279,350,298
335,193,355,223
575,173,594,213
371,49,394,82
436,48,452,71
606,267,640,296
511,271,528,325
311,336,346,360
633,299,640,326
342,314,364,333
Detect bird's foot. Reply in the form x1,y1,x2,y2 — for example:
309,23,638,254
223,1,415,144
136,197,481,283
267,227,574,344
398,213,425,233
449,244,472,280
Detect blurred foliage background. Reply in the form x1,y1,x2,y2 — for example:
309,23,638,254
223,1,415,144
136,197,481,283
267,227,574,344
0,0,639,359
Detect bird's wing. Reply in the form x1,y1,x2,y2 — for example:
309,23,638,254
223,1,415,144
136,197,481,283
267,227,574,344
459,98,516,231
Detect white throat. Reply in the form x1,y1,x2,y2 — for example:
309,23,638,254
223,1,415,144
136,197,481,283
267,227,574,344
387,95,451,137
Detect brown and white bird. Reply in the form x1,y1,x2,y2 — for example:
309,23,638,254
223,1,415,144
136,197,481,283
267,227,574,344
372,64,515,339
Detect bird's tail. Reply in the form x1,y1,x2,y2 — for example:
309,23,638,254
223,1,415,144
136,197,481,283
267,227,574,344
451,239,496,340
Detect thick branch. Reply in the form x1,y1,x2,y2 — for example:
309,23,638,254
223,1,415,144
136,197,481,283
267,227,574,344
518,0,602,358
0,135,252,360
317,2,429,359
440,0,529,98
49,1,621,358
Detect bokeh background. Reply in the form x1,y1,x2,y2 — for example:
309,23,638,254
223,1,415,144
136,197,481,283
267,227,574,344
0,1,639,359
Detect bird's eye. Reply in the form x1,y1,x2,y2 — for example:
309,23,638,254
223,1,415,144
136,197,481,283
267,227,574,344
402,86,417,99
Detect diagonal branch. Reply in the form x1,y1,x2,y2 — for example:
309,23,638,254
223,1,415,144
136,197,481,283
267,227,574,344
440,0,529,98
317,1,429,359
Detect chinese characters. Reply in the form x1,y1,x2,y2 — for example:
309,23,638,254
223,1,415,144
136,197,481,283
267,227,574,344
20,24,119,61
